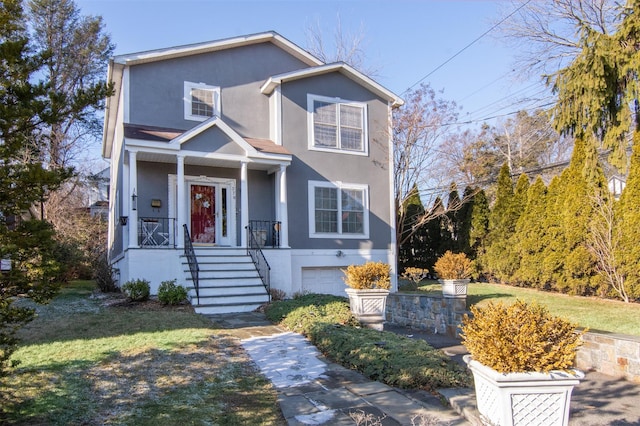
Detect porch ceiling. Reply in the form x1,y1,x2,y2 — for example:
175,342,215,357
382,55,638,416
134,150,285,171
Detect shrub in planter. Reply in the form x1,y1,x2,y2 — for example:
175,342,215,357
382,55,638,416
461,300,583,373
460,300,585,426
434,251,472,298
433,251,472,280
158,279,188,305
343,261,391,290
121,279,150,302
343,262,391,330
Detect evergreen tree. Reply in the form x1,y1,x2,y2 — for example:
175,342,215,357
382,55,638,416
540,176,565,288
421,196,447,274
455,186,475,256
0,0,73,377
553,138,603,295
615,131,640,301
398,184,424,270
445,183,461,252
513,177,549,288
468,188,489,261
483,163,518,282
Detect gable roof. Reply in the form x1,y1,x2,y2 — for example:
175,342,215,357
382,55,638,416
111,31,323,67
261,62,404,108
124,122,291,156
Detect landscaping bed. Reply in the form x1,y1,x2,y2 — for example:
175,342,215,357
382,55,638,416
264,294,472,391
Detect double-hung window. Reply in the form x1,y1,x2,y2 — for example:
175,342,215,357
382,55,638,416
309,180,369,238
307,94,367,155
184,81,220,121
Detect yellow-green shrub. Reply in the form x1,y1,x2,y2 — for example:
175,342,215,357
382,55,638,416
461,300,584,373
343,262,391,290
434,251,473,279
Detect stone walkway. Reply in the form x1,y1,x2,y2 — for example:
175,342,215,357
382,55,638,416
210,312,470,425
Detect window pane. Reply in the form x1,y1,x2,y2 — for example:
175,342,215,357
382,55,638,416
315,210,337,233
314,124,337,148
340,128,363,151
315,187,338,233
314,101,337,148
314,101,336,124
191,88,214,117
342,189,364,234
340,104,362,128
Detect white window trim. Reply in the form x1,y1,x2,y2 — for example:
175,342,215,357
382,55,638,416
308,180,370,239
307,94,368,156
184,81,221,122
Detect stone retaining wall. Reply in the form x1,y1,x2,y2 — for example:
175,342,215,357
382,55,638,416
385,293,467,337
577,331,640,384
386,292,640,383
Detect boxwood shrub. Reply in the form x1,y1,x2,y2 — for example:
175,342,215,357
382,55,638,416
264,294,471,390
121,279,150,302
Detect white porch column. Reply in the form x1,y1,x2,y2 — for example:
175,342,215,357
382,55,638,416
240,161,249,247
176,154,186,248
276,164,289,247
128,150,139,248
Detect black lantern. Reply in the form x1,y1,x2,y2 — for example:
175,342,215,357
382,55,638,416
120,216,128,226
131,189,138,211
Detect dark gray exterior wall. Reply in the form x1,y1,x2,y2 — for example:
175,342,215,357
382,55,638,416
128,43,309,138
181,127,245,155
135,162,274,246
280,73,392,250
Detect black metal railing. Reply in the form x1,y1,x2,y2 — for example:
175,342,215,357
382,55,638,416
138,217,176,248
247,220,281,248
183,224,200,305
246,225,271,299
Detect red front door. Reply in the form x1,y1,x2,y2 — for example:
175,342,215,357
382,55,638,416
190,184,215,244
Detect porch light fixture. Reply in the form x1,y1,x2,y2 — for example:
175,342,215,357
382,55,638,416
131,189,137,211
120,216,128,226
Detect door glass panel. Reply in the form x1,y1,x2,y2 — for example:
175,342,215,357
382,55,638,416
221,187,228,238
191,184,215,243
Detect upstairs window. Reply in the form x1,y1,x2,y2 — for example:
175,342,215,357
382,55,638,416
309,180,369,239
184,82,220,121
308,94,367,155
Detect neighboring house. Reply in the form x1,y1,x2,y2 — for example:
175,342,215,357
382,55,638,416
102,31,404,314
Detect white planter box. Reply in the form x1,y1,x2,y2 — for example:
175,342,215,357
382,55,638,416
464,355,584,426
439,278,469,298
345,288,389,331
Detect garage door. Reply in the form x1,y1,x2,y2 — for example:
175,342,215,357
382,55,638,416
301,267,347,297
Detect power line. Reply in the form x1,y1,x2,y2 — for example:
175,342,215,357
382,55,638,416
403,0,533,95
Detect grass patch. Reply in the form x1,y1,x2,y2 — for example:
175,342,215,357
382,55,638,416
264,294,471,391
2,281,284,425
405,280,640,336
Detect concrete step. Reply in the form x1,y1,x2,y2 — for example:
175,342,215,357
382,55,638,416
188,283,267,297
193,302,266,315
192,292,268,305
186,269,260,279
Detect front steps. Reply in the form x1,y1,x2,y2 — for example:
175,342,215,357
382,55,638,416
182,248,270,315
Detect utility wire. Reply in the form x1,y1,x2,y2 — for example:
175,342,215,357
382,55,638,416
403,0,533,95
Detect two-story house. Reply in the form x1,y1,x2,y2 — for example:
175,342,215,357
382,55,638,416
102,32,403,314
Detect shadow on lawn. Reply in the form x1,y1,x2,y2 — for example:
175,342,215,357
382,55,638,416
3,338,283,425
466,292,514,306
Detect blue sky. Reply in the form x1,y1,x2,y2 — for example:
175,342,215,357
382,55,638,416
77,0,551,131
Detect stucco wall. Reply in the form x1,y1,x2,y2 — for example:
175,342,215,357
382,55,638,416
128,43,309,136
280,73,393,251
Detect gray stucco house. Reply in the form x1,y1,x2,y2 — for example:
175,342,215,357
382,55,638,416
102,31,404,314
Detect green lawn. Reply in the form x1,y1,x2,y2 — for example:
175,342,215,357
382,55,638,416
1,281,284,425
405,280,640,336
